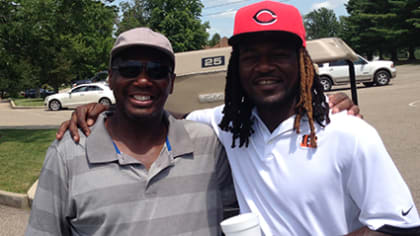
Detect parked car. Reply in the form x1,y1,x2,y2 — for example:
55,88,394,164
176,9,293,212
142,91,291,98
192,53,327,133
24,88,55,98
44,83,115,111
317,55,396,91
72,71,108,88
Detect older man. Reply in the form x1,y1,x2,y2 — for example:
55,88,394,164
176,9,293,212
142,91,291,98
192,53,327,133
26,27,234,236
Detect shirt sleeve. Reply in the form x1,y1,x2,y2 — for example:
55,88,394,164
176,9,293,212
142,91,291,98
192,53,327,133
25,142,72,236
186,105,224,126
346,122,420,230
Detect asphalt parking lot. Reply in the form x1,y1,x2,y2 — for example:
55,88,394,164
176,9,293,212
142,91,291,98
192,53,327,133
0,205,30,236
0,102,72,129
0,64,419,235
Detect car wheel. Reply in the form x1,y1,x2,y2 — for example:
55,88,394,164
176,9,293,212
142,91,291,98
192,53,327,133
363,82,374,87
49,100,61,111
319,76,332,91
374,70,390,86
99,98,111,106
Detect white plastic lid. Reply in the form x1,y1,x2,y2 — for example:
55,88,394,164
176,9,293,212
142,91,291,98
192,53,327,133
220,213,260,233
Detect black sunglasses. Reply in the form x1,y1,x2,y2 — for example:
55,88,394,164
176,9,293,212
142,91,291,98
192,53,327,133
112,61,172,80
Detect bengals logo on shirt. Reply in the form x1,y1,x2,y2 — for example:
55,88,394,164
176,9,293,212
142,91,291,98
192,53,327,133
300,134,317,148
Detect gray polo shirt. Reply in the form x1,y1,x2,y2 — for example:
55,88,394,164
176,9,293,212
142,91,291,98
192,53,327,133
26,112,235,236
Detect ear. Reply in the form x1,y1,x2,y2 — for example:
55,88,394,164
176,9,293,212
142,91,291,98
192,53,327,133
108,69,115,90
169,73,176,94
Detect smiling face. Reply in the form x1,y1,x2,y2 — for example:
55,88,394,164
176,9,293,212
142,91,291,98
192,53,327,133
238,34,300,109
109,46,175,121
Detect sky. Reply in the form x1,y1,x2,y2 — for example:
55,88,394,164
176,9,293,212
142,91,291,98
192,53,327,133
112,0,349,38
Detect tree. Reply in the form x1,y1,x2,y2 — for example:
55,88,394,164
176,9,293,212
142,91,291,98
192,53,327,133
59,1,118,85
116,0,147,36
342,0,420,61
208,33,221,47
1,0,211,97
116,0,209,52
304,8,341,40
342,0,391,59
0,0,117,95
144,0,209,52
0,0,37,97
390,0,420,60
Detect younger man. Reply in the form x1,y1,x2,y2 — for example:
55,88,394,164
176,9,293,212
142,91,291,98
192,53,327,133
187,1,420,235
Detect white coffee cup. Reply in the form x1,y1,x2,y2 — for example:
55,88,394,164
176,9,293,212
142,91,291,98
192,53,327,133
220,213,261,236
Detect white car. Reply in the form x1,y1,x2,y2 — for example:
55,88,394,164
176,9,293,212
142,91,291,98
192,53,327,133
317,55,397,91
45,83,115,111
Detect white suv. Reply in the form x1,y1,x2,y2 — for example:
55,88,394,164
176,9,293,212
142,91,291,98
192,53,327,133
317,55,397,91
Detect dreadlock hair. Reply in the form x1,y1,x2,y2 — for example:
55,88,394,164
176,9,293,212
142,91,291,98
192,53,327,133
293,47,330,147
218,46,255,148
218,45,330,149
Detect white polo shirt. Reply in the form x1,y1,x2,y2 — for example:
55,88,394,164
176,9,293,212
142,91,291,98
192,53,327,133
187,105,420,236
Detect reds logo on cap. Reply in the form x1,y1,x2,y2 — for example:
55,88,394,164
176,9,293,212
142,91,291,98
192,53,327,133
253,9,277,25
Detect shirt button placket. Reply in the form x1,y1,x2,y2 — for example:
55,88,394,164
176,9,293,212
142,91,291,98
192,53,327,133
264,139,274,161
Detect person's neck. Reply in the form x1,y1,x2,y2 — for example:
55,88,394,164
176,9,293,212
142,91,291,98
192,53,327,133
256,98,297,133
106,111,168,155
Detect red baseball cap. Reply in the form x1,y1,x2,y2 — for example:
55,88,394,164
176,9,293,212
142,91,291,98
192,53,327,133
229,1,306,47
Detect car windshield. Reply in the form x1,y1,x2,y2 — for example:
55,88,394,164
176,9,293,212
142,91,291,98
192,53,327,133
71,86,89,93
329,60,347,66
354,57,366,65
87,86,103,91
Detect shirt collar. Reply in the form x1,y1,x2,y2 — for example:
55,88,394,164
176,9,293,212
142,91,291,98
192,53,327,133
86,111,194,164
250,107,313,137
86,113,118,164
165,111,194,158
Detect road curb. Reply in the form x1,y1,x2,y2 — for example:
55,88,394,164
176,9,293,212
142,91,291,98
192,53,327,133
0,190,29,209
9,99,45,110
0,180,38,209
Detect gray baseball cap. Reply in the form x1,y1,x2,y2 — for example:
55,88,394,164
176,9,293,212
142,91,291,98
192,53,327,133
110,27,175,66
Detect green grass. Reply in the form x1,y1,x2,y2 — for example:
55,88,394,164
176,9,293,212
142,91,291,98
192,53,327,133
13,98,44,107
0,129,56,193
12,98,44,107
